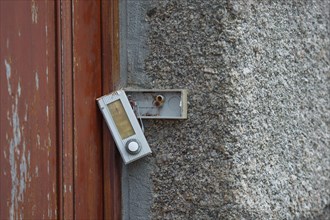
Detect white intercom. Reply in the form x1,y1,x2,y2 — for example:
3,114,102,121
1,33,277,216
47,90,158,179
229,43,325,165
97,90,151,164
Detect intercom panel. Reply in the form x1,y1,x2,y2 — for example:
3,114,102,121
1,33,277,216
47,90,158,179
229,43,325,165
97,90,151,164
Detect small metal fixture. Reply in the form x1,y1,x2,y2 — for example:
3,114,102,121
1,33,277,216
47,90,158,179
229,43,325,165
125,89,188,119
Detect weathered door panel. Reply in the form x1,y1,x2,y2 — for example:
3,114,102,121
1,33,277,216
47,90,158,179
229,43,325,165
1,1,58,219
1,0,121,219
72,0,104,219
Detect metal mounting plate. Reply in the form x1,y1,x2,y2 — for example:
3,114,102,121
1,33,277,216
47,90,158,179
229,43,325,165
125,89,188,119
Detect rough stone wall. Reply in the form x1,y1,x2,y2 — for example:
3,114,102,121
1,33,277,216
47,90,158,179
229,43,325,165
121,0,330,219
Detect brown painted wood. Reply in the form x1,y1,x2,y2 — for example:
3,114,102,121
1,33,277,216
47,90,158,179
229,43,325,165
72,0,104,219
1,0,121,219
101,0,122,219
0,0,58,219
56,0,74,219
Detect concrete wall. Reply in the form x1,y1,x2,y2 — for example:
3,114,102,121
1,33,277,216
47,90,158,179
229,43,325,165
120,0,330,219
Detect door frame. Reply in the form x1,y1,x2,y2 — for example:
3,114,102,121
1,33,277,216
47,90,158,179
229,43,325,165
56,0,121,219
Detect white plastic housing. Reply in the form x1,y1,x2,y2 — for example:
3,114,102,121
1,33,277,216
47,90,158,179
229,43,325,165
97,90,151,164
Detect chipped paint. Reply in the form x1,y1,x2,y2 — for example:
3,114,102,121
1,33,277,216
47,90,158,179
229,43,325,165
48,208,52,218
7,111,11,123
5,59,12,95
47,133,51,146
1,2,62,218
17,81,21,97
36,134,40,146
46,105,49,122
27,151,32,183
46,67,49,83
27,152,30,164
35,166,39,177
47,197,53,218
31,205,36,216
31,0,38,24
35,72,39,90
47,160,50,175
9,94,21,219
24,104,28,122
8,92,29,220
18,142,27,201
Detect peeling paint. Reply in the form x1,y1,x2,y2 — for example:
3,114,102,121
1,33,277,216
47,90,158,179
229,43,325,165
37,134,40,146
7,111,11,124
4,150,7,159
9,94,20,219
32,205,36,216
8,93,28,220
18,30,21,37
27,151,31,178
35,72,39,90
47,133,51,146
17,81,21,97
48,209,52,218
27,152,30,166
18,142,27,202
46,66,49,83
5,59,12,95
31,0,38,24
46,105,49,122
64,185,67,193
47,192,53,218
35,166,39,177
15,148,20,156
47,160,50,175
24,104,28,122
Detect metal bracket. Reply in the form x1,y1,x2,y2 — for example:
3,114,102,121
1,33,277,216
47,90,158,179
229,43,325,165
125,89,188,119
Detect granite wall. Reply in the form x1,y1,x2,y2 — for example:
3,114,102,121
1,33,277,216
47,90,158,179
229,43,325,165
121,0,330,219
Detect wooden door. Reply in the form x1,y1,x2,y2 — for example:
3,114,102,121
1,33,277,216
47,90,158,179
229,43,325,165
0,0,121,219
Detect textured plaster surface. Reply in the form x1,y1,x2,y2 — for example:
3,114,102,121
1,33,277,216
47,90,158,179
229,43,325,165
122,0,330,219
